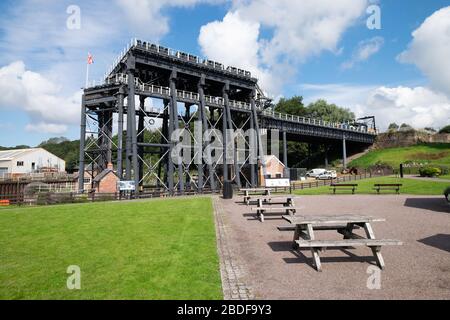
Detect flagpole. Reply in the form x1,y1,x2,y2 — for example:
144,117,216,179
85,61,90,88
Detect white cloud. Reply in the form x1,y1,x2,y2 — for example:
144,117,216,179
398,6,450,96
341,36,384,69
0,61,81,133
302,83,450,131
198,0,368,95
25,123,68,135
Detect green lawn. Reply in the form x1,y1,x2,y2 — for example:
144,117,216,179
439,174,450,180
349,143,450,168
294,177,449,196
0,198,222,300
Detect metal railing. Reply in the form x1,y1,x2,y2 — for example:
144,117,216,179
176,90,199,101
86,75,376,135
261,109,375,134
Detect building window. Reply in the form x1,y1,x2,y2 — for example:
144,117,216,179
84,178,91,184
17,161,24,167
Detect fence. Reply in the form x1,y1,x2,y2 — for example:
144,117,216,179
290,172,377,191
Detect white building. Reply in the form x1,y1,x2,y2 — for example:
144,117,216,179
0,148,66,177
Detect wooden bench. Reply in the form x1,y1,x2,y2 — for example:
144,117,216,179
330,184,358,194
282,214,403,271
0,200,10,207
253,196,294,207
277,224,361,232
374,184,402,194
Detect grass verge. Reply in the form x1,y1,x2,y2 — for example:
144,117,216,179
293,177,449,196
0,197,222,300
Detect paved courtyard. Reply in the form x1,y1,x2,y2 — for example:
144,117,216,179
215,195,450,300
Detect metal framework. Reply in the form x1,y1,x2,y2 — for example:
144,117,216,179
79,39,377,194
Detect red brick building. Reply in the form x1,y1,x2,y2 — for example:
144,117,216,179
93,163,119,193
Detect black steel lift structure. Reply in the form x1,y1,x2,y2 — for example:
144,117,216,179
79,39,377,195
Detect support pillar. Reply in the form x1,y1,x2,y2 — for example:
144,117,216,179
138,96,145,188
126,58,139,191
117,86,125,179
250,90,264,187
343,135,347,170
78,95,87,192
168,70,178,194
250,114,256,188
283,130,289,178
198,75,215,192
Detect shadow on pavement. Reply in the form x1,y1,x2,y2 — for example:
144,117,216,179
404,198,450,213
418,234,450,253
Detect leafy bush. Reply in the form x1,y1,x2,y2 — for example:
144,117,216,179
437,165,449,175
419,167,442,177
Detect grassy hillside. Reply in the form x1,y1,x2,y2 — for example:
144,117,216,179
349,143,450,169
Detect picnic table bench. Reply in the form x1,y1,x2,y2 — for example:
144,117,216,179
240,188,273,205
282,214,403,272
251,197,299,222
330,184,358,194
374,184,403,194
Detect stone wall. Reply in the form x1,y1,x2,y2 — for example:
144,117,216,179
373,131,450,149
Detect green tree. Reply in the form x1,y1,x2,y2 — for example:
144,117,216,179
305,99,355,122
388,123,399,132
399,123,414,132
439,125,450,134
274,96,307,116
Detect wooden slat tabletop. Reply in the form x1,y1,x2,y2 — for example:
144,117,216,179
283,214,386,225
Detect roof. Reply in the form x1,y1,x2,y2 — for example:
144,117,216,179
261,155,285,167
93,169,118,182
0,148,42,161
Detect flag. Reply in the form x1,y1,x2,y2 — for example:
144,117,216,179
87,53,94,65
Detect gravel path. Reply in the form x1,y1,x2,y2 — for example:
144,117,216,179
217,195,450,300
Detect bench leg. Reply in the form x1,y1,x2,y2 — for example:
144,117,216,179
293,225,300,249
343,223,355,240
363,223,385,270
306,224,322,272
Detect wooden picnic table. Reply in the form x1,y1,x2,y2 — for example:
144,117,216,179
251,197,298,222
282,214,402,272
240,188,273,205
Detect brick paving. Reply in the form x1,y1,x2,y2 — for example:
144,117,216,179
213,197,254,300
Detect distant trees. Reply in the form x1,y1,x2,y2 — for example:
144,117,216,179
275,97,355,123
388,123,399,132
39,138,80,173
399,123,414,132
439,125,450,134
273,97,356,168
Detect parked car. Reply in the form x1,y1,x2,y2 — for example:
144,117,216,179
306,169,327,178
316,170,338,180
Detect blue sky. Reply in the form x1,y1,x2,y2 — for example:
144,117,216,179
0,0,450,147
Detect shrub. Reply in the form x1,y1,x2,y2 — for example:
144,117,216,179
419,167,442,177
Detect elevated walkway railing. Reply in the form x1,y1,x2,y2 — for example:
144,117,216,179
86,75,375,135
